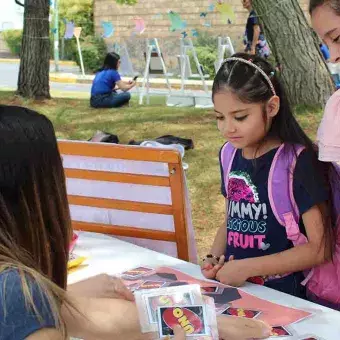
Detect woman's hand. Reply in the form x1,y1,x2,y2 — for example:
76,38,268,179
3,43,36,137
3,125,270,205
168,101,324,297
67,274,134,301
217,315,272,340
201,255,225,279
216,257,251,287
172,326,186,340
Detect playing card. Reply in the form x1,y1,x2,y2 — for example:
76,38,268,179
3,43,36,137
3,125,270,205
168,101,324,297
165,281,189,287
270,326,293,337
200,286,220,294
214,303,230,315
139,281,166,290
127,282,141,292
121,266,154,280
157,305,208,337
222,307,261,319
145,292,194,324
207,287,242,304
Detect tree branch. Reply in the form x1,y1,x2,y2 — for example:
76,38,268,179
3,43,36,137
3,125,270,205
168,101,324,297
15,0,25,7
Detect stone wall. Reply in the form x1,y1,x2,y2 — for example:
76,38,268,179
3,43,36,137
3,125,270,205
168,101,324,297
94,0,310,45
93,0,311,75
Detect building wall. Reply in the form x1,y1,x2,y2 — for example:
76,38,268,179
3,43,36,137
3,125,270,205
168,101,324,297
0,0,24,32
94,0,310,46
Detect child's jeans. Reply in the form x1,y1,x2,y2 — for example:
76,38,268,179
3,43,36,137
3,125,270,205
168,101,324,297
90,92,131,108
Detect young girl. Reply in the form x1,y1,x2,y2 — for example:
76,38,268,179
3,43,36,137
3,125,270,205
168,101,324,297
202,53,333,299
0,105,271,340
90,52,135,109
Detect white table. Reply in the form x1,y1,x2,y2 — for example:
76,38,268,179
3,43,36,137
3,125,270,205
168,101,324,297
68,232,340,340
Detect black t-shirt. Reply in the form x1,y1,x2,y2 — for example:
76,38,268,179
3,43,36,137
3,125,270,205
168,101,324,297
245,10,263,43
219,146,328,297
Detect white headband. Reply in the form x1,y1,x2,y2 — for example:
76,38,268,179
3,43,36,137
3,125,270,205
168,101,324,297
224,57,277,96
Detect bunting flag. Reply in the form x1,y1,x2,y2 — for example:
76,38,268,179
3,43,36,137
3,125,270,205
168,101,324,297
168,11,187,32
64,20,75,40
101,21,115,38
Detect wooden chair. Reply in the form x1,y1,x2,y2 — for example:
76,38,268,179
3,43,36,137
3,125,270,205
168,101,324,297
58,140,198,263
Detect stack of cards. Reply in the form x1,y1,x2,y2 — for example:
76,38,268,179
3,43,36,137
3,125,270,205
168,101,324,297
120,266,155,281
134,284,218,339
157,305,208,338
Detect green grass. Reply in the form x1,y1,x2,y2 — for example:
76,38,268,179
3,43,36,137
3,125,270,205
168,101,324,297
0,91,323,259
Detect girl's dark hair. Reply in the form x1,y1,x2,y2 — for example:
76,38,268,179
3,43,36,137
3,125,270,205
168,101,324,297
213,53,316,151
309,0,340,15
213,53,336,259
98,52,121,72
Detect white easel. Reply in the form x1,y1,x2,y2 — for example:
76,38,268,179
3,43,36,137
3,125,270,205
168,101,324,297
179,38,209,93
116,41,138,77
167,38,212,108
139,38,171,105
215,36,235,73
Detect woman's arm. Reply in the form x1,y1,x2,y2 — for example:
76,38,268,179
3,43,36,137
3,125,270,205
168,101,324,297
63,296,152,340
217,204,327,286
116,80,136,92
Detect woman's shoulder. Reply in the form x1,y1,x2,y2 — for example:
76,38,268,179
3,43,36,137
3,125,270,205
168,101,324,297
0,269,56,339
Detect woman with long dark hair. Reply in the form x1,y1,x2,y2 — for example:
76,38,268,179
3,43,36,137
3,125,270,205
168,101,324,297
0,105,271,339
90,52,136,109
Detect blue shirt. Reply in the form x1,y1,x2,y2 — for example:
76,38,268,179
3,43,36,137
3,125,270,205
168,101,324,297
320,44,330,61
220,147,328,296
91,69,121,96
0,270,56,339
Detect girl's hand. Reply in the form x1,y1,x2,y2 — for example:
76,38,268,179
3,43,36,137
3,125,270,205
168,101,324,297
216,257,251,287
217,315,272,340
67,274,134,301
201,255,225,279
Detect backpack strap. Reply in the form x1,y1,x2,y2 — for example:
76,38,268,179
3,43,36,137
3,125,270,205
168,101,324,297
268,144,308,246
221,142,237,198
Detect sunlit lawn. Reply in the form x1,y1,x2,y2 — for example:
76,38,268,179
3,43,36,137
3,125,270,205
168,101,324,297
0,91,323,259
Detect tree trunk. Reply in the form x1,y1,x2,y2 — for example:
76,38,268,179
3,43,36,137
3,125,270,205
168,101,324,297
17,0,51,99
253,0,334,107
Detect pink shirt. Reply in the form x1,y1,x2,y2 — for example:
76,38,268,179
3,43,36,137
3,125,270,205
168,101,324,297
318,90,340,162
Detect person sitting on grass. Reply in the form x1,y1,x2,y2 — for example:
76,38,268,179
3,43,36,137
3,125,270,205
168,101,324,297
90,52,136,109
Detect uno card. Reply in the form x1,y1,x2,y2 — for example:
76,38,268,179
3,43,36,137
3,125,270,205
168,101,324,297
215,303,230,315
209,287,242,304
270,326,293,337
157,305,208,337
165,281,189,287
67,253,87,270
121,266,154,280
201,286,220,294
145,292,194,324
139,281,166,290
127,282,141,292
222,307,261,319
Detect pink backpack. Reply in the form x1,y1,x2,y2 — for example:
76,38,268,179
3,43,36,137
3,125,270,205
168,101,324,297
221,142,340,307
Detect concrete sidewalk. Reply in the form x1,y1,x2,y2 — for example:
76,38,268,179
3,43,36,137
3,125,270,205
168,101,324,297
0,58,213,90
49,72,214,90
